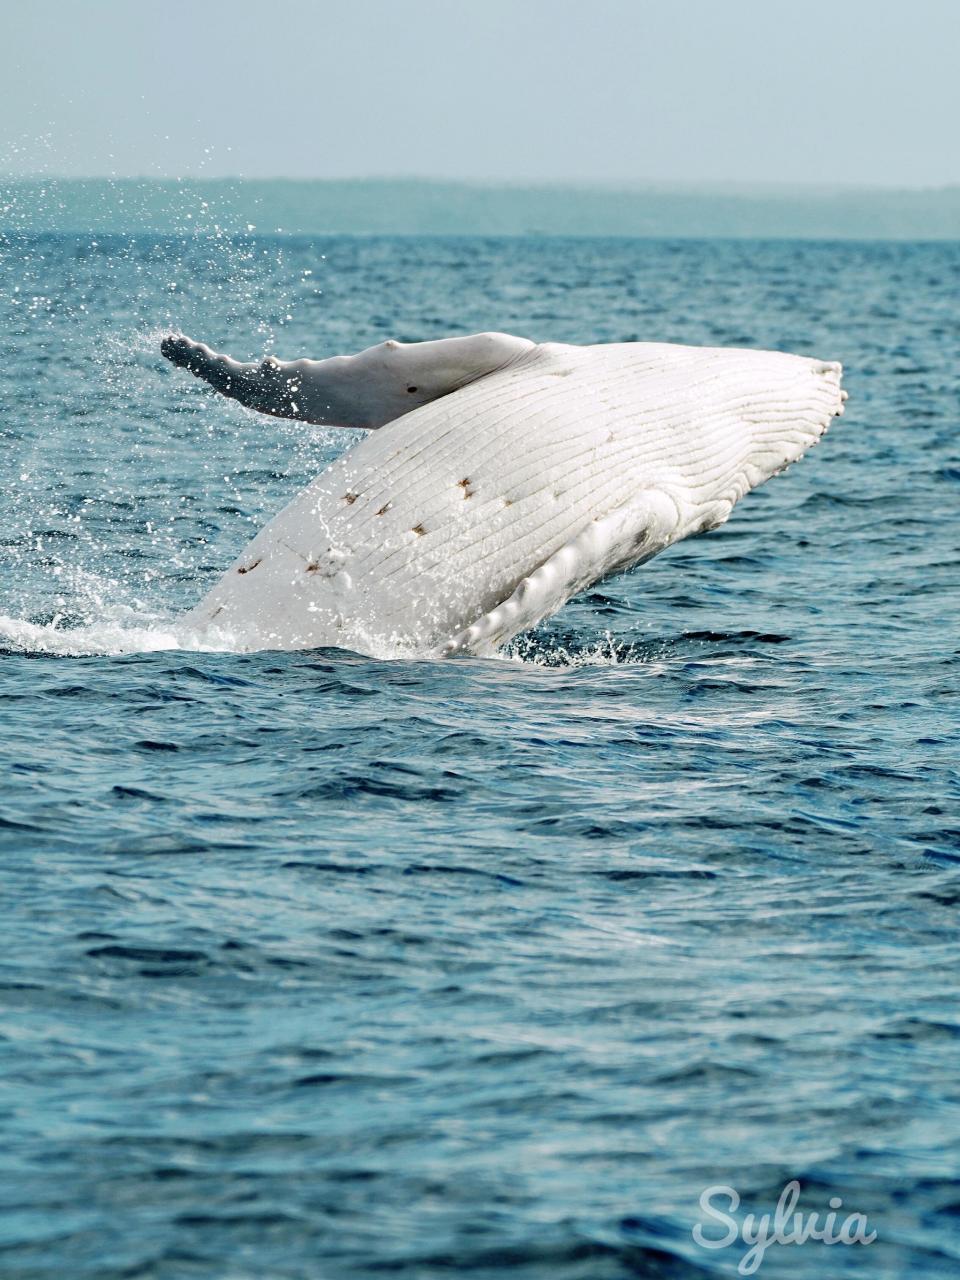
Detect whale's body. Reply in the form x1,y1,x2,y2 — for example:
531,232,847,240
175,337,844,657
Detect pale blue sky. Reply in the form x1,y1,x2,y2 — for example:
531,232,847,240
2,0,958,186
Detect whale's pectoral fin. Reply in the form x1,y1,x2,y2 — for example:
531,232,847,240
161,331,535,430
443,490,682,658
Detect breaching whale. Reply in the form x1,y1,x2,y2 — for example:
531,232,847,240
161,331,845,658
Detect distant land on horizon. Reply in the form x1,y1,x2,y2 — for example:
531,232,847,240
3,178,959,240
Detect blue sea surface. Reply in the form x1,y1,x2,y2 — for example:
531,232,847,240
1,222,959,1278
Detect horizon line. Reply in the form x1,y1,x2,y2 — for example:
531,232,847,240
3,174,960,196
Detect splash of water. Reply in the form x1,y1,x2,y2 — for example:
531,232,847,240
503,628,655,668
0,158,322,649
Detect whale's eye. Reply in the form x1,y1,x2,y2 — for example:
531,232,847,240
407,385,418,393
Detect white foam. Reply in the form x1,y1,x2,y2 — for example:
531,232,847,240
0,613,224,657
0,607,657,666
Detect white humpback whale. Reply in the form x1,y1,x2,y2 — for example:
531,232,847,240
161,331,845,658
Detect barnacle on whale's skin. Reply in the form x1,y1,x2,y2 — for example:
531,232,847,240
162,332,845,659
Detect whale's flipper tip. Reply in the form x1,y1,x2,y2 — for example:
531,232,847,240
161,333,216,374
160,333,190,366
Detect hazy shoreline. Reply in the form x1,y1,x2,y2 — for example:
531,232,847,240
3,177,959,239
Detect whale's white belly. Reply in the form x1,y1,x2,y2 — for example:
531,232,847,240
181,341,843,657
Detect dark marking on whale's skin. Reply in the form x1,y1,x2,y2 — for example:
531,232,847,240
237,558,262,575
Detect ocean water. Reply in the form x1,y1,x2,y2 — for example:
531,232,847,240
1,222,959,1279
